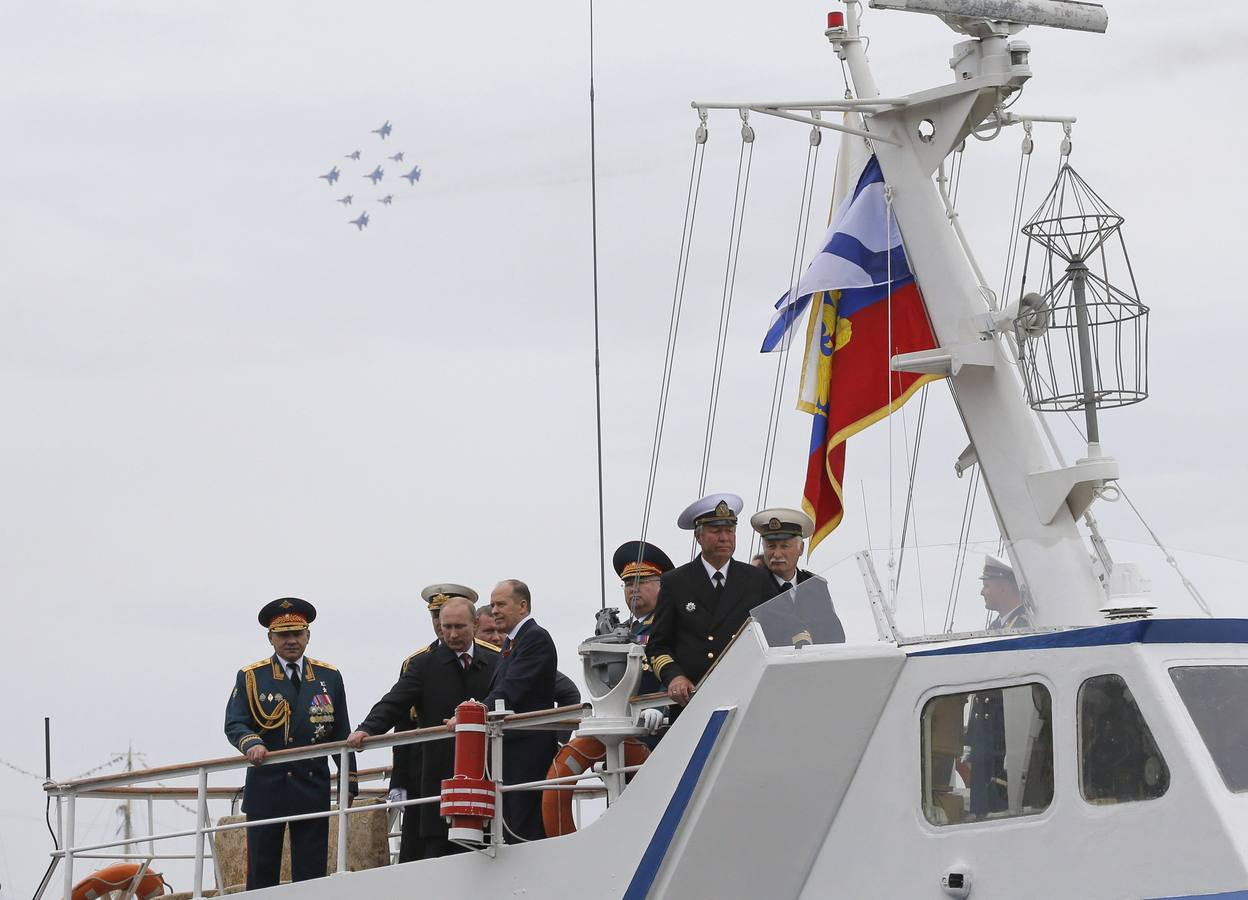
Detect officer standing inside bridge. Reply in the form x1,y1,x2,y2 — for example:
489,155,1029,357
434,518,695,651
224,597,357,890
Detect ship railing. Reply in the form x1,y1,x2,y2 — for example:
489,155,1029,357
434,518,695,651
40,703,591,900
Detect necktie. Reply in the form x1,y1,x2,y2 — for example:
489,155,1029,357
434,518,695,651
501,637,512,657
713,571,725,592
460,653,471,671
287,664,301,689
781,581,793,592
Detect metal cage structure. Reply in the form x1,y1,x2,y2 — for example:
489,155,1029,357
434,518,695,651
1013,164,1149,443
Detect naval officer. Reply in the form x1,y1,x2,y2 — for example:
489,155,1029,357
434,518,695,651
646,493,778,706
223,597,357,890
961,556,1034,817
980,555,1033,630
750,507,845,646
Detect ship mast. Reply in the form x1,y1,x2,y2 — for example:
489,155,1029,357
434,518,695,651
837,0,1114,625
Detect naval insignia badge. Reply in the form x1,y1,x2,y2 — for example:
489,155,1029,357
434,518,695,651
685,602,696,612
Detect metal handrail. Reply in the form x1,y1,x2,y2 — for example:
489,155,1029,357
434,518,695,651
41,704,589,900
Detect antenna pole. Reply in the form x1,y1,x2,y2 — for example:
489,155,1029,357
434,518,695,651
44,717,51,779
589,0,607,609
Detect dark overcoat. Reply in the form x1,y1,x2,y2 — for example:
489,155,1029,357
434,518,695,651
356,640,499,838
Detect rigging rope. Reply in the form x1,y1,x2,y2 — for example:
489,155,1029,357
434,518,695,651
894,385,929,598
696,113,756,500
639,117,708,547
943,462,981,632
753,127,823,557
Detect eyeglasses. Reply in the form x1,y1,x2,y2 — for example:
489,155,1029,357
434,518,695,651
621,577,661,588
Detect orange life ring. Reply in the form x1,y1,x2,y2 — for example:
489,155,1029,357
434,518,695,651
542,736,650,837
71,862,166,900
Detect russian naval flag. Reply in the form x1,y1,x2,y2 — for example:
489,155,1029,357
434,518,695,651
762,155,941,552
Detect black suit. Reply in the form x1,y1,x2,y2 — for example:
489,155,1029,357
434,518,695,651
356,640,499,859
647,557,778,689
755,569,846,647
484,618,557,842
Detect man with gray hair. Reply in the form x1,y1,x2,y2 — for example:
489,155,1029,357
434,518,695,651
751,507,845,646
646,493,777,707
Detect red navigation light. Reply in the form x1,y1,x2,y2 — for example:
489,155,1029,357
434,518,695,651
827,11,845,28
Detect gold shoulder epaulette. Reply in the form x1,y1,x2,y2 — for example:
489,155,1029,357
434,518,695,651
475,638,501,651
242,658,271,672
401,645,431,675
306,657,337,671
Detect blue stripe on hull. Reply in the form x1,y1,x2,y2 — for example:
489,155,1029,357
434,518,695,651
1147,892,1248,899
624,708,732,900
909,619,1248,657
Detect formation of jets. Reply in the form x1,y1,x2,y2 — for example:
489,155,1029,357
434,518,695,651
318,120,422,231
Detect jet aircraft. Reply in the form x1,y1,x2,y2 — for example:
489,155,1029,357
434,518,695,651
350,211,370,231
378,195,394,205
388,152,404,163
364,166,384,185
337,195,353,206
372,120,392,139
345,150,362,161
319,166,340,185
401,165,422,185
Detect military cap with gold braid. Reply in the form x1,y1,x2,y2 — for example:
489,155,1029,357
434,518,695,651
420,582,478,611
258,597,316,632
676,492,743,530
750,506,815,541
612,540,675,580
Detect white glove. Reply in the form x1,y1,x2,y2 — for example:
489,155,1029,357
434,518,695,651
637,708,665,734
386,788,408,804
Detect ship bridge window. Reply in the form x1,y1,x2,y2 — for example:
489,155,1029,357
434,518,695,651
1170,666,1248,792
1079,674,1169,804
921,683,1053,826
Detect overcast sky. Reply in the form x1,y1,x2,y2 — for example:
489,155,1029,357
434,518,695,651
3,1,1247,895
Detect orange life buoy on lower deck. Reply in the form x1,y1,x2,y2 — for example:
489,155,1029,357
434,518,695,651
542,736,650,837
71,862,167,900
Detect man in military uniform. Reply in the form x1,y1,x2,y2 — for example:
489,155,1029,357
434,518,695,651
980,555,1032,630
475,603,504,647
750,507,845,647
348,596,498,859
961,556,1034,817
613,539,674,747
224,597,357,890
387,582,476,862
646,493,778,707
